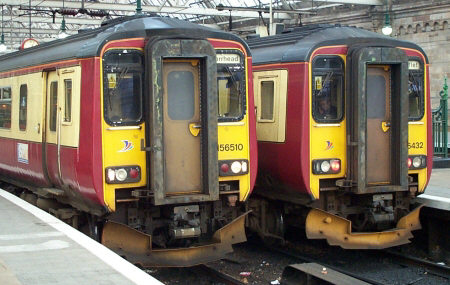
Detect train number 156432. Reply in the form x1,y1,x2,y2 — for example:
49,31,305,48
218,143,244,152
408,142,424,149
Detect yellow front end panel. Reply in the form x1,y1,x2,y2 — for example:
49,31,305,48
101,123,148,211
218,122,251,201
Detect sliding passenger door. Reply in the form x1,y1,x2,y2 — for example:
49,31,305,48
44,68,80,187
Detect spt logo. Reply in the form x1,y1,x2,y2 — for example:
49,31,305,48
325,140,334,151
118,140,134,152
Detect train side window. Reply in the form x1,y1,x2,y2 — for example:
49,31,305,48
0,87,12,129
260,81,275,121
49,81,58,132
254,70,288,142
312,56,344,123
64,79,72,122
408,60,424,120
19,84,27,131
103,50,143,126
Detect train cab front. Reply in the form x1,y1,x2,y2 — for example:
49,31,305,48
307,45,430,249
99,36,253,267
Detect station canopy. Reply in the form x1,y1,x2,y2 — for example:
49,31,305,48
0,0,385,52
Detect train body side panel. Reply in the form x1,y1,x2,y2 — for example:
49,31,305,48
255,63,310,195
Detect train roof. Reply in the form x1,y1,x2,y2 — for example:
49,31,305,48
246,24,428,65
0,16,250,73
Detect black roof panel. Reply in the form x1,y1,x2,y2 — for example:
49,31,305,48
246,24,427,64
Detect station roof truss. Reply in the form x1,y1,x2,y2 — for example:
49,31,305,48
0,0,385,52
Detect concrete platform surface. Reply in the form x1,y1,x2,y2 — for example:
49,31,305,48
0,190,162,285
415,168,450,211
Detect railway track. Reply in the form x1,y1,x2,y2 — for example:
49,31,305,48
191,264,245,285
381,250,450,279
270,244,385,285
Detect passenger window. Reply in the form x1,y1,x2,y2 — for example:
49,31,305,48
408,60,424,120
312,56,344,122
64,79,72,122
49,81,58,132
0,87,12,129
254,70,288,142
260,81,275,121
103,50,143,126
19,85,27,131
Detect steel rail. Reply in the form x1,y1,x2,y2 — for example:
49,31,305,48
269,245,385,285
191,264,245,285
382,250,450,280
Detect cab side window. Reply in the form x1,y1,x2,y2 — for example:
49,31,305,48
312,56,344,122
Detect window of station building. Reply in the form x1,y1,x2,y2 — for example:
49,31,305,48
216,50,246,122
49,81,58,132
103,50,143,126
260,81,275,121
19,85,27,131
0,87,12,129
312,56,344,123
64,79,72,122
408,59,424,120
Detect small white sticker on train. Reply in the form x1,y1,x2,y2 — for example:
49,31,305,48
17,143,29,164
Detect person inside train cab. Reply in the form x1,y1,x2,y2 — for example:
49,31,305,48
317,96,337,120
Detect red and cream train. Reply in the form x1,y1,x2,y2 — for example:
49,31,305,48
247,24,431,249
0,16,257,266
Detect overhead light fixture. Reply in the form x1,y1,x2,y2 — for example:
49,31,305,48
58,17,68,39
381,10,392,36
0,5,7,52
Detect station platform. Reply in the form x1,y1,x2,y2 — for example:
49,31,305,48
0,190,162,285
416,168,450,211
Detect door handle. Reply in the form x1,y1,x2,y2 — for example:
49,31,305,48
35,123,40,134
189,123,201,137
382,121,390,132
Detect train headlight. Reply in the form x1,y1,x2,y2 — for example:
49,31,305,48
312,159,341,174
231,161,242,174
408,155,427,170
412,157,421,168
320,161,330,173
219,160,249,176
115,169,128,181
105,166,141,184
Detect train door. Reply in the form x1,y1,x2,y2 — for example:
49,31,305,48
162,60,202,194
366,66,391,184
146,39,218,205
347,47,409,192
44,68,81,187
44,71,61,185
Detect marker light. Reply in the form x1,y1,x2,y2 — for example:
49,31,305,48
408,155,427,170
115,168,128,181
129,168,139,179
219,160,249,176
312,159,341,174
241,161,248,173
320,161,331,173
330,160,340,172
220,163,229,173
107,168,116,182
231,161,242,174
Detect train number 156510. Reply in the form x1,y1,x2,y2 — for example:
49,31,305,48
218,143,244,152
